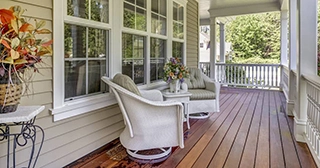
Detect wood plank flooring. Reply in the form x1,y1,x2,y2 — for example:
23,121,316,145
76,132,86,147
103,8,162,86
65,88,316,168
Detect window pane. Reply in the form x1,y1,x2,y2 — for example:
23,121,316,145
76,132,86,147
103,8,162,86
151,0,158,13
122,33,145,84
133,35,144,59
150,38,165,82
173,22,179,38
64,24,86,58
159,16,166,35
88,60,107,94
125,0,135,4
136,8,146,31
65,60,87,99
124,3,135,29
172,41,183,59
151,38,165,58
151,14,158,34
88,28,107,58
178,23,184,39
173,2,178,21
91,0,109,23
160,0,166,16
137,0,146,8
178,5,184,23
67,0,88,19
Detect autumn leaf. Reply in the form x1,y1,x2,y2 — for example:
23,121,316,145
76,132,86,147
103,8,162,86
0,39,11,49
11,19,18,33
36,20,46,29
11,37,20,48
36,28,51,34
41,40,53,47
19,23,34,32
1,57,13,64
0,9,14,24
14,59,28,64
10,49,20,59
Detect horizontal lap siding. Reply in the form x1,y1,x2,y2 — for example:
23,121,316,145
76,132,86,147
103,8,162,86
187,0,199,68
0,1,123,167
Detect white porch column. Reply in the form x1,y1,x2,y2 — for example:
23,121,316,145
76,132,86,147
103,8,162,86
295,0,318,142
280,10,288,66
219,23,225,63
210,17,217,79
287,0,297,117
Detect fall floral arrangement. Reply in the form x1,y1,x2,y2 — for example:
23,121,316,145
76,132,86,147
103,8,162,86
0,5,52,82
163,57,189,83
0,6,52,113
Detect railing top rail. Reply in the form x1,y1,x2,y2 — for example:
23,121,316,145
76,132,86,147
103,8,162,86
214,63,281,66
302,74,320,88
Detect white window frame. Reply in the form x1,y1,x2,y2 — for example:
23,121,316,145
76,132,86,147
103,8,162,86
51,0,115,122
122,0,187,86
51,0,187,121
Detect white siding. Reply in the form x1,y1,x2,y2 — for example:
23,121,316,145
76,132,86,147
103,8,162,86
0,1,123,167
186,0,199,68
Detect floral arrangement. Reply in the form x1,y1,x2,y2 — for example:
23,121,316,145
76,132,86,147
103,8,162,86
0,6,52,81
163,57,189,83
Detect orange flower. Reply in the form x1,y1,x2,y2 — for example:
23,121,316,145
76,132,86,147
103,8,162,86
169,72,174,77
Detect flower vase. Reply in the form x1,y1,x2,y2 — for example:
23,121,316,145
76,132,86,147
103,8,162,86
169,80,180,93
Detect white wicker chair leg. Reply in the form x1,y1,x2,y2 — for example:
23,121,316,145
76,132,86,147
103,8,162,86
189,112,210,119
126,147,172,163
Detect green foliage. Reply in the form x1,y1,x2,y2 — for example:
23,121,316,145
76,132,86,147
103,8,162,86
232,57,280,64
226,13,281,61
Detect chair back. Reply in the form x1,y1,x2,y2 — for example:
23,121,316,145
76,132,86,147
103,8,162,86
101,76,140,137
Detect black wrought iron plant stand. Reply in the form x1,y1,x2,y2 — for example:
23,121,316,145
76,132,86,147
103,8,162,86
0,116,44,168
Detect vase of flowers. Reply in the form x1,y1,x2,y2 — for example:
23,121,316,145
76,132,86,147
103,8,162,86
163,57,189,93
0,6,52,113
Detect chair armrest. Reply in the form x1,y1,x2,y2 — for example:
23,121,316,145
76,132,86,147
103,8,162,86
202,74,221,94
140,90,163,101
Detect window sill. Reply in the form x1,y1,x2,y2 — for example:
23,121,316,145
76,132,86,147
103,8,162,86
50,82,169,122
50,93,117,122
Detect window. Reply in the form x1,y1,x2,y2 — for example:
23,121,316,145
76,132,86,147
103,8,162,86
150,38,166,82
151,0,167,35
64,0,109,101
64,24,108,100
67,0,109,23
173,2,184,39
123,0,147,31
51,0,111,121
122,33,146,84
172,41,183,61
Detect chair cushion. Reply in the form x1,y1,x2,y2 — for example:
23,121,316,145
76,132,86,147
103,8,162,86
113,73,141,96
188,89,216,100
184,68,206,89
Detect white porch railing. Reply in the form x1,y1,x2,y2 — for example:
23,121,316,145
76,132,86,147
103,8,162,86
199,62,281,88
305,75,320,161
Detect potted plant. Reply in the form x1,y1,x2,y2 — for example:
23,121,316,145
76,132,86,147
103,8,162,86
163,57,189,93
0,6,52,113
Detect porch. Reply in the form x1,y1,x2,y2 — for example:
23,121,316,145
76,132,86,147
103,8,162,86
65,88,316,168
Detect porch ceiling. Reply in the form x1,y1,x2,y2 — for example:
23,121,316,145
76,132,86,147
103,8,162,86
199,0,288,24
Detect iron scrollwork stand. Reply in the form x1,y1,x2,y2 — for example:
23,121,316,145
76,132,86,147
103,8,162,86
0,106,45,168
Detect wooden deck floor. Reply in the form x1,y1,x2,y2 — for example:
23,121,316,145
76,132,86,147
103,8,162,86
65,88,316,168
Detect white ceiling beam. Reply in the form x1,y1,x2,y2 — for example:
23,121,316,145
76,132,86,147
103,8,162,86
208,2,280,17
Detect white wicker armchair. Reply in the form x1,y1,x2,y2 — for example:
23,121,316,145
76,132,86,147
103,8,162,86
101,74,184,162
184,68,221,118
